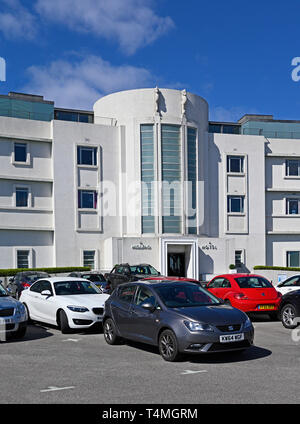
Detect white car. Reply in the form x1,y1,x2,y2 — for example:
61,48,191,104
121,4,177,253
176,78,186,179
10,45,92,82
276,275,300,296
20,277,110,333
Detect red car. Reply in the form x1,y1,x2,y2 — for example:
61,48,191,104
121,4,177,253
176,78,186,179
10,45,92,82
206,273,282,317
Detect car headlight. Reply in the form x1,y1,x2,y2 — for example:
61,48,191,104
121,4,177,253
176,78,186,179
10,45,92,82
184,320,214,332
67,306,89,313
244,317,253,330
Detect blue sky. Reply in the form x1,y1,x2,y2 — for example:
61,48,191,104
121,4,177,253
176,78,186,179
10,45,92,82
0,0,300,121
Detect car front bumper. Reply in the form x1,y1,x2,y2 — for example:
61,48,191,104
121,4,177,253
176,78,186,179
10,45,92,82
177,327,254,354
66,310,105,329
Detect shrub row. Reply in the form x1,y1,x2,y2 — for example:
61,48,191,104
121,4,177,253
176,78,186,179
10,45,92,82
254,265,300,272
0,266,90,277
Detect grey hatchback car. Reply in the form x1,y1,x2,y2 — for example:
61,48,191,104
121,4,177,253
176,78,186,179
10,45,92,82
103,280,254,361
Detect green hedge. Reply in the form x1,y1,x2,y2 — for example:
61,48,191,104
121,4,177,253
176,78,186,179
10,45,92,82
254,265,300,272
0,266,90,277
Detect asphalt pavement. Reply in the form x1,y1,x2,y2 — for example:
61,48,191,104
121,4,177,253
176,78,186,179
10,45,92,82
1,314,300,404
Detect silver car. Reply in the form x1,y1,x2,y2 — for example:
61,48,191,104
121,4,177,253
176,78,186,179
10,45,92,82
0,281,27,340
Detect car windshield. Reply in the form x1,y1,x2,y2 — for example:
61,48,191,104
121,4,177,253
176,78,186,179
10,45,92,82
154,283,222,308
130,265,160,276
54,281,101,295
0,284,8,297
235,276,273,289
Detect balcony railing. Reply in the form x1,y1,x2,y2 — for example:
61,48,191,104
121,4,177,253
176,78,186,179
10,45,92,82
242,128,300,139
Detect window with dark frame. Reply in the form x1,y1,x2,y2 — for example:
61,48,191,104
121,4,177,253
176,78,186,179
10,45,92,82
78,190,97,209
286,198,299,215
227,156,244,173
83,250,95,269
286,159,300,176
227,196,244,213
17,250,30,269
77,146,97,166
16,187,29,207
14,143,27,162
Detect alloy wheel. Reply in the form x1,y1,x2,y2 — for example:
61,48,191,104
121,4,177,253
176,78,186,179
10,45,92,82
282,306,296,327
104,320,114,342
160,333,175,359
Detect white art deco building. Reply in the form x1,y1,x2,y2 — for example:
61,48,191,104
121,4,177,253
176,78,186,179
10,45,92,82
0,88,300,280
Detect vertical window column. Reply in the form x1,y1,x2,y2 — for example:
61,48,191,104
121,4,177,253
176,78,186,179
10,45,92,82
161,125,182,234
141,125,155,233
187,127,197,234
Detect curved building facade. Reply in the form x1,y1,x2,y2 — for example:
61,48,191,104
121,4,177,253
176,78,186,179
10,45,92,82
1,88,300,281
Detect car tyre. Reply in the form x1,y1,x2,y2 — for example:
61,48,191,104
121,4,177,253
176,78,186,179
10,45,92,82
103,318,122,345
59,310,72,334
158,329,182,362
281,304,298,329
12,325,27,339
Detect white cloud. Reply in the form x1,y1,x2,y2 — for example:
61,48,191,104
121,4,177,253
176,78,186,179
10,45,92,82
0,0,37,39
35,0,174,54
23,55,154,109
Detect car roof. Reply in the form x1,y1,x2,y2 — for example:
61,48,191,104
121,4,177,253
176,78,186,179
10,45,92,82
211,273,265,279
120,279,200,288
35,277,91,283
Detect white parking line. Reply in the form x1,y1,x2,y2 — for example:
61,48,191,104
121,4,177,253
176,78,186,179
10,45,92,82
62,339,80,342
181,370,208,375
40,386,75,393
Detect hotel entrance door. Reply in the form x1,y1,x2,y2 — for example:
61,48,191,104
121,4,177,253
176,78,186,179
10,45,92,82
167,253,186,277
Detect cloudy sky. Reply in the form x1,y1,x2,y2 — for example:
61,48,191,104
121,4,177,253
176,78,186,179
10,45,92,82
0,0,300,120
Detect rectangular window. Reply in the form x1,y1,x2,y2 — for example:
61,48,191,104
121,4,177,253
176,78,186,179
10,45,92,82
187,127,197,234
78,190,97,209
77,146,97,166
141,124,155,233
227,196,244,213
162,124,182,234
287,198,300,215
16,187,29,207
17,250,30,269
227,155,244,173
14,143,27,162
286,159,300,176
287,251,300,267
83,250,95,269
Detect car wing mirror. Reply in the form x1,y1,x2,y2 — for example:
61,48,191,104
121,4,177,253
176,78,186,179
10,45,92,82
141,303,156,312
41,290,52,297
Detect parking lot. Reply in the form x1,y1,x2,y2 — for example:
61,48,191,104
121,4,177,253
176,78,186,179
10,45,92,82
1,314,300,404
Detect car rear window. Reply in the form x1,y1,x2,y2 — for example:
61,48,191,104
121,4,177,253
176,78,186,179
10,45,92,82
235,276,272,289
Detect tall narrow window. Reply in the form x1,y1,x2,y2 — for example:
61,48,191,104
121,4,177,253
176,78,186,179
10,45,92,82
14,143,27,162
16,187,29,207
162,125,182,233
187,127,197,234
141,125,155,233
17,250,30,269
83,250,95,269
287,198,299,215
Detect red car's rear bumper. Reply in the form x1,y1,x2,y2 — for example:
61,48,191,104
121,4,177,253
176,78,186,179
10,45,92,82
230,298,281,313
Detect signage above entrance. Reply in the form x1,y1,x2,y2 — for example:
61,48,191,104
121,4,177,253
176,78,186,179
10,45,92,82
201,242,218,251
131,242,152,251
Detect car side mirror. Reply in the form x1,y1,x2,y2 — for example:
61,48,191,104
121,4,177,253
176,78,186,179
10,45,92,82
141,302,156,312
41,290,52,297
